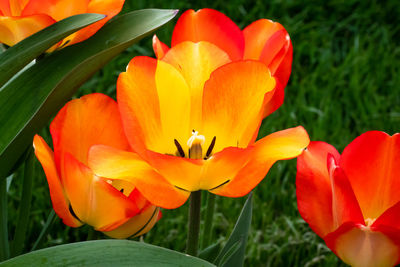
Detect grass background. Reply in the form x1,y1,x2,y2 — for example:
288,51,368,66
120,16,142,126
7,0,400,266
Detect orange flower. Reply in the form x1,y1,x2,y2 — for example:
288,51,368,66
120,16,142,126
88,9,309,209
0,0,125,48
297,131,400,266
33,93,160,238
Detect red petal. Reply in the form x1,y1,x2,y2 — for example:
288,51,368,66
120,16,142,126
152,34,169,59
341,131,400,220
171,8,244,61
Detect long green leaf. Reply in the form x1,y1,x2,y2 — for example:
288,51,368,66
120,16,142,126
0,9,178,179
214,193,253,267
0,240,216,266
0,13,105,88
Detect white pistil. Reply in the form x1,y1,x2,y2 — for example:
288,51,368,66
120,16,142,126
187,130,205,159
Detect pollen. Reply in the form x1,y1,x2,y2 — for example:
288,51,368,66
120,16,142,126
187,130,205,159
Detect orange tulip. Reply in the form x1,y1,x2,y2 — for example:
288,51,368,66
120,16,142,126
33,93,160,238
88,9,309,209
297,131,400,267
0,0,125,48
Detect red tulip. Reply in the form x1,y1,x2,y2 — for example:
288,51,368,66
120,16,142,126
297,131,400,266
0,0,125,48
33,93,160,238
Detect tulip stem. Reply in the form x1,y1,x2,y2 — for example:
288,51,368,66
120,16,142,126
186,190,201,256
11,148,34,257
201,193,216,249
0,176,9,261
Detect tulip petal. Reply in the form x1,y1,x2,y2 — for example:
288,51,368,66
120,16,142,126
50,93,130,172
0,0,29,16
62,153,138,231
103,206,160,239
341,131,400,220
328,156,365,228
296,141,340,237
88,145,191,209
22,0,90,21
117,56,191,156
202,60,276,153
373,201,400,232
152,34,169,59
162,41,230,129
171,8,244,61
0,14,55,46
212,126,310,197
325,222,400,267
33,135,82,228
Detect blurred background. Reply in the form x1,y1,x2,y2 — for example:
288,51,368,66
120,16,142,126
8,0,400,266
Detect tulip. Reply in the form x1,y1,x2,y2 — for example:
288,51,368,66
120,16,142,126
33,93,160,238
297,131,400,267
0,0,125,48
88,9,309,209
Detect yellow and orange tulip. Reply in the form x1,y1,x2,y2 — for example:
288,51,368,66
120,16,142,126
297,131,400,267
88,9,310,209
33,93,160,238
0,0,125,48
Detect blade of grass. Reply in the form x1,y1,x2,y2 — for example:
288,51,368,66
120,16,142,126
0,175,9,260
31,210,56,251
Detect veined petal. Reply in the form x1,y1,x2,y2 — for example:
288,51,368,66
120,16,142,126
341,131,400,220
117,56,191,156
372,201,400,232
0,0,29,16
162,41,230,129
22,0,90,21
103,206,161,239
262,80,284,117
62,153,138,231
296,141,340,237
325,222,400,267
202,60,276,152
88,145,190,209
33,135,82,228
171,8,244,61
152,34,169,59
0,14,55,46
50,93,130,172
212,126,309,197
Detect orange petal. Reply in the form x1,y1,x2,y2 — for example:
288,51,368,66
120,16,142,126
62,153,137,231
50,93,130,172
262,80,284,117
103,206,160,239
296,141,340,237
325,222,400,267
0,14,55,46
212,126,310,197
0,0,29,16
243,19,292,88
22,0,89,21
152,34,169,59
328,156,364,228
341,131,400,220
33,135,82,228
64,0,124,45
162,41,230,129
117,56,191,156
88,145,190,209
171,8,244,61
202,60,276,152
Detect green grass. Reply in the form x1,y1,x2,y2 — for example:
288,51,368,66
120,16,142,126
6,0,400,266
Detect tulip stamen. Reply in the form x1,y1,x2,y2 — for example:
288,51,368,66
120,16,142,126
209,179,230,191
120,188,124,193
69,204,82,222
205,136,217,159
174,139,185,157
187,130,205,159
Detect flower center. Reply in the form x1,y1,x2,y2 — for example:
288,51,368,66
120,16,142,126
174,130,216,160
364,217,376,227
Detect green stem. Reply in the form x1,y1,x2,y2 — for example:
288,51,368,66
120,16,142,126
11,148,34,257
0,177,10,261
31,210,56,251
186,191,201,256
87,227,96,241
201,193,216,249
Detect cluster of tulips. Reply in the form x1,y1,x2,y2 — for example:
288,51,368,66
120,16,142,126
1,1,399,266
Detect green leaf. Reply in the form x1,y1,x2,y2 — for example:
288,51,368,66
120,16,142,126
214,193,253,267
0,9,178,179
0,13,105,88
0,240,216,267
198,242,221,263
